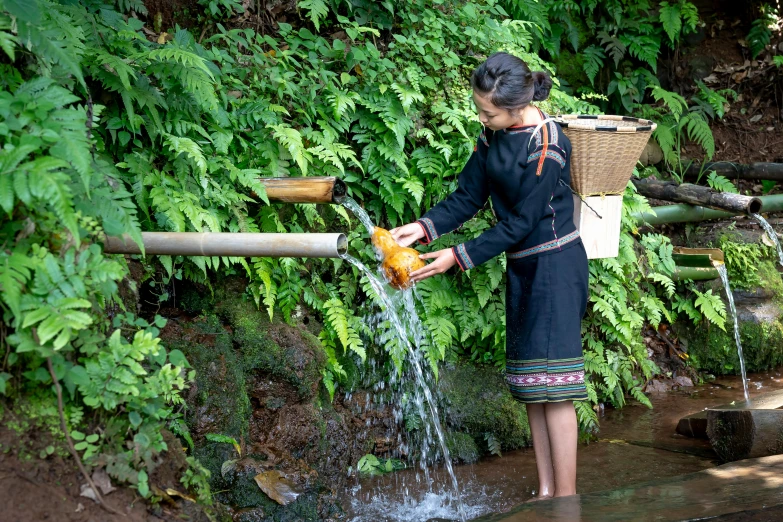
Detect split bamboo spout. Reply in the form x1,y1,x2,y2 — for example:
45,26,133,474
258,177,347,204
103,232,347,258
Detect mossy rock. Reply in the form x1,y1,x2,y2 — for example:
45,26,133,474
682,259,783,375
215,293,326,401
445,431,480,464
682,318,783,375
439,363,530,453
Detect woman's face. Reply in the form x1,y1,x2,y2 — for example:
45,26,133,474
472,90,523,131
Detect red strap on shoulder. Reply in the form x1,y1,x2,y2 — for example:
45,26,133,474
535,120,549,176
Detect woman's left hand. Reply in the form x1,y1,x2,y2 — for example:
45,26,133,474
409,248,457,283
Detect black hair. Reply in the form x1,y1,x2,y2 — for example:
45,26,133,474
471,52,553,110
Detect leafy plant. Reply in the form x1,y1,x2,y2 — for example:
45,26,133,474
356,453,405,475
719,236,770,290
707,172,738,194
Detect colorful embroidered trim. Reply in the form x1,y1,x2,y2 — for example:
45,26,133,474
417,218,438,243
506,357,588,403
526,149,566,168
479,128,490,148
452,243,475,271
506,230,580,259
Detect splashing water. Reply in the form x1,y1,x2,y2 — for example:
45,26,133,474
339,196,466,521
716,264,749,401
340,253,466,521
752,213,783,267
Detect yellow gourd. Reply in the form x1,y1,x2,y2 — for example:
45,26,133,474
371,227,426,290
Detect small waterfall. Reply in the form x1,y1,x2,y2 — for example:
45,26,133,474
752,213,783,267
715,264,749,401
339,196,466,521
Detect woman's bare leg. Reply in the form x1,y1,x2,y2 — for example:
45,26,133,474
544,400,578,497
526,403,555,498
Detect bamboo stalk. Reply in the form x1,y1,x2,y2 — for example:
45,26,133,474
103,233,347,258
633,194,783,225
632,178,762,214
257,177,347,204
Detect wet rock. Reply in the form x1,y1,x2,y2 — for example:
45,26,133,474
439,363,531,454
674,376,695,388
644,379,670,394
254,470,302,505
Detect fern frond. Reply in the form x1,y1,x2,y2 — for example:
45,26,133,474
298,0,329,32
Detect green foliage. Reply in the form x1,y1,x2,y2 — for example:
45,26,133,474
707,173,738,194
205,433,242,456
484,432,501,457
0,0,199,499
503,0,699,113
643,86,716,180
0,0,733,488
747,5,778,58
582,183,727,423
356,453,405,475
718,235,769,291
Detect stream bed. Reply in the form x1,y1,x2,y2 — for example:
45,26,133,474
341,369,783,521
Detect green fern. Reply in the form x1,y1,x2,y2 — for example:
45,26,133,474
582,45,605,85
748,14,773,59
298,0,329,32
323,298,366,361
694,289,727,331
706,172,737,194
484,432,501,457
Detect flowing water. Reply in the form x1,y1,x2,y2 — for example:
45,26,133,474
752,213,783,267
716,264,750,402
343,369,783,520
340,197,467,521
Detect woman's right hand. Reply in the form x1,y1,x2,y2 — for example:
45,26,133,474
390,222,425,247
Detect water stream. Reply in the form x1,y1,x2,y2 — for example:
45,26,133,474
752,213,783,267
340,197,467,521
715,264,750,402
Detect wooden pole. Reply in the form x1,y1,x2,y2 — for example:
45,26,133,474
683,162,783,182
103,232,347,258
632,178,762,214
257,177,347,204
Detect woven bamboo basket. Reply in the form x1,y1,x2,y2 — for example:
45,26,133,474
555,115,656,196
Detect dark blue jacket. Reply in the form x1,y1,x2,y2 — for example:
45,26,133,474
417,117,581,270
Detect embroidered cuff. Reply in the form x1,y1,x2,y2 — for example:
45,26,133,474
451,244,475,271
417,218,438,244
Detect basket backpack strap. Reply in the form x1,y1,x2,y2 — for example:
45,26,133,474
527,114,555,176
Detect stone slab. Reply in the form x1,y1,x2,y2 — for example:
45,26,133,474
474,454,783,522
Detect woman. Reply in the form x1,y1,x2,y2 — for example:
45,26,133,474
391,52,588,499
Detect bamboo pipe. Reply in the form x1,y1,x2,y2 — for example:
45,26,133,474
103,233,347,258
633,194,783,225
671,266,719,281
257,177,347,204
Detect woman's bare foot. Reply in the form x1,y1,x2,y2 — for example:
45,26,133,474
526,494,553,502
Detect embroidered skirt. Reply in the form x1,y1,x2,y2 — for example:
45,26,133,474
505,240,589,403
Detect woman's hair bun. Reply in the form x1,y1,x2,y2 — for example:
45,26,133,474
531,71,553,102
